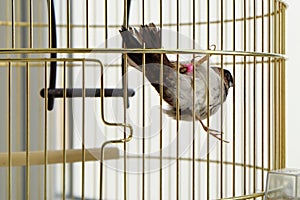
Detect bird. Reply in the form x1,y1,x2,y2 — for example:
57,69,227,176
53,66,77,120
119,23,234,142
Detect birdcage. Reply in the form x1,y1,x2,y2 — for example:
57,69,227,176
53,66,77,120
0,0,287,199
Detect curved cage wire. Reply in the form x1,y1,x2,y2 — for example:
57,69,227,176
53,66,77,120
0,0,286,199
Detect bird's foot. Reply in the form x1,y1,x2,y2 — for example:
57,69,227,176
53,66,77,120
202,126,229,143
208,131,230,143
204,127,223,135
196,115,229,143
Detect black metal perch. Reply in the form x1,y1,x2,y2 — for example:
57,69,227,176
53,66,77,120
42,0,135,110
40,88,135,98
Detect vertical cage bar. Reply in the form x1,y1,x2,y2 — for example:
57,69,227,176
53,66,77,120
253,0,257,193
47,0,51,48
279,2,285,170
29,0,33,48
261,0,265,191
86,0,89,48
159,45,163,200
62,61,67,200
232,0,236,197
206,0,210,199
142,0,145,25
142,43,146,200
104,0,108,47
220,0,224,197
123,1,129,199
243,0,247,195
278,2,283,169
26,61,30,200
81,61,86,200
278,1,282,170
176,0,180,199
159,1,163,199
141,2,145,199
278,2,286,169
278,2,282,169
7,62,12,200
192,0,196,199
280,3,286,169
176,57,180,200
267,0,271,172
273,0,278,170
124,0,128,27
123,54,128,200
99,66,104,200
11,0,15,48
44,61,48,200
277,2,283,168
66,0,70,48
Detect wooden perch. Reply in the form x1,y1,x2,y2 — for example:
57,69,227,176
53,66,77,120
0,147,119,167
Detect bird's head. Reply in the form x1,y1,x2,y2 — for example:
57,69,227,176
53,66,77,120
211,67,234,89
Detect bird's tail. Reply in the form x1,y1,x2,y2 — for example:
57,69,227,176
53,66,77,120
119,23,185,108
119,23,173,69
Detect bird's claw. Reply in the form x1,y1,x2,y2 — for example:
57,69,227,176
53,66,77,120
196,115,229,143
209,132,229,143
206,129,229,143
206,128,223,135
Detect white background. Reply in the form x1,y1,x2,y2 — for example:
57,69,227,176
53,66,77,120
286,0,300,168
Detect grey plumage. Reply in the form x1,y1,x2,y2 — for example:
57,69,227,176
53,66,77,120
119,23,233,142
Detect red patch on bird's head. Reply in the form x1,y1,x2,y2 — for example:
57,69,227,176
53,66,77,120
184,63,193,73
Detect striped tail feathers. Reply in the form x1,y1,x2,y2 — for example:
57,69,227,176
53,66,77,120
139,23,161,49
119,23,174,69
119,26,145,70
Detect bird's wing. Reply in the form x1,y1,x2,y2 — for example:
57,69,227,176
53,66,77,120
162,72,207,121
192,61,225,119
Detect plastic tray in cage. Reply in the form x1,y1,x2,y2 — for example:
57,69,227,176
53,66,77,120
265,168,300,200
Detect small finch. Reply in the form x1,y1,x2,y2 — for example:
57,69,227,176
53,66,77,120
120,23,234,142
